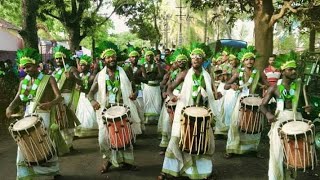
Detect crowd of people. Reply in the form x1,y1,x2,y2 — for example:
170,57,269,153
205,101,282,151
3,41,316,180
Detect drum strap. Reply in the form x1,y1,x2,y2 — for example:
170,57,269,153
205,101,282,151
29,75,51,113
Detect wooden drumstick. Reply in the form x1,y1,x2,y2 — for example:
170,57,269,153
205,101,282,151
303,84,310,115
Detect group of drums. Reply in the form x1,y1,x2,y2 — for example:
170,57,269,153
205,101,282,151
8,94,318,171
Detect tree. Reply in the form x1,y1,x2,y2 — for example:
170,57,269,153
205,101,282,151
115,0,162,49
38,0,135,51
187,0,317,71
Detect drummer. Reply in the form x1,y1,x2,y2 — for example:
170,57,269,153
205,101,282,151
260,52,312,179
6,48,62,180
159,43,218,180
224,46,268,159
87,42,142,173
158,48,189,155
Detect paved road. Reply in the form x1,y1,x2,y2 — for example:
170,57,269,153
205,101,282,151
0,122,319,180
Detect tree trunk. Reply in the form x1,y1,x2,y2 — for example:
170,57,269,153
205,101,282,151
67,24,82,52
20,0,39,51
309,28,316,52
254,0,274,72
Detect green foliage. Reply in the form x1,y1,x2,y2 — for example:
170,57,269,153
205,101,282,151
0,0,22,27
115,0,162,47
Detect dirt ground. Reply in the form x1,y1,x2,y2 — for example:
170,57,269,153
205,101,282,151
0,120,319,180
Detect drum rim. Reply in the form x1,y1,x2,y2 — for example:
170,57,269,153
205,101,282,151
10,116,41,132
279,119,314,137
182,105,212,117
102,103,130,121
240,95,262,107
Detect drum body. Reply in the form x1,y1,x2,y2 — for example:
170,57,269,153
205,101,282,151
279,119,317,170
102,103,134,150
8,114,55,165
239,95,263,134
165,100,176,124
180,106,213,155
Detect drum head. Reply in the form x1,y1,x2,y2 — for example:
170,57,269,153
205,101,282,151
12,116,39,131
282,121,310,135
184,106,209,117
106,106,128,118
242,97,262,106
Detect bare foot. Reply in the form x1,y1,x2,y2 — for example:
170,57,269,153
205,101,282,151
100,161,111,174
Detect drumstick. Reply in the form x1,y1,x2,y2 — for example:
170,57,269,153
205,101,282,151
303,84,310,115
62,56,67,71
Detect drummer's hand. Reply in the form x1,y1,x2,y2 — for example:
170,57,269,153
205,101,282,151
129,92,137,100
216,92,222,99
170,95,178,102
231,84,239,90
6,106,14,118
39,102,52,110
91,100,100,110
162,92,168,99
65,71,71,79
266,112,276,123
302,105,312,113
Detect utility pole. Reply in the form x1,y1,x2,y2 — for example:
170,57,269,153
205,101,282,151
204,8,208,44
176,0,185,47
162,14,170,48
186,6,193,45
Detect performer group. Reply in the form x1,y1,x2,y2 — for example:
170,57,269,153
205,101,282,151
4,40,317,180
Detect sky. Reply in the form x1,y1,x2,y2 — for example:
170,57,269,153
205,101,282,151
109,14,130,34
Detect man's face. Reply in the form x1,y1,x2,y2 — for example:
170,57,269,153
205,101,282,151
23,63,38,77
146,55,153,62
230,59,238,67
79,64,89,73
191,56,203,68
282,67,297,80
222,54,228,62
104,55,117,68
268,57,275,66
55,57,63,67
129,56,139,64
177,60,186,69
243,58,255,68
155,54,161,62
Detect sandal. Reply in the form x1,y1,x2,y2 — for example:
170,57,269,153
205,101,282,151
100,161,111,174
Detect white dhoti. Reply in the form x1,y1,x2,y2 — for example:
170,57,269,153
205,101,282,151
214,82,228,135
134,90,145,131
75,92,98,137
268,110,302,180
143,83,162,123
17,109,60,179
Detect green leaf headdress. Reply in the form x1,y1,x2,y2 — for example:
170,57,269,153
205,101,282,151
97,41,119,59
237,45,257,61
189,42,212,59
211,52,222,62
274,51,298,70
79,55,92,65
167,47,190,64
221,47,229,56
54,45,71,59
127,46,141,57
16,48,41,67
144,49,155,58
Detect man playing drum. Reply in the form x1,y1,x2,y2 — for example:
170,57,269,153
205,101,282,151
87,42,141,174
6,48,62,180
260,52,313,180
224,46,268,159
158,48,189,155
159,43,218,180
52,45,81,152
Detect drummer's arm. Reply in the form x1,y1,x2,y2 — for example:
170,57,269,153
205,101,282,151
167,74,184,99
50,76,63,105
6,81,23,118
260,86,277,123
87,75,100,110
224,73,239,90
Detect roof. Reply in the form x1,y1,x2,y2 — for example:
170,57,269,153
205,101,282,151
0,19,20,31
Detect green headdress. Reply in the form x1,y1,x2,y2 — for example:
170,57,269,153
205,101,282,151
275,51,298,70
79,55,92,65
144,49,154,57
237,45,257,61
167,47,190,64
189,42,212,59
96,41,119,59
211,52,222,62
221,47,229,56
228,48,239,61
16,48,41,66
127,46,141,57
54,45,71,59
